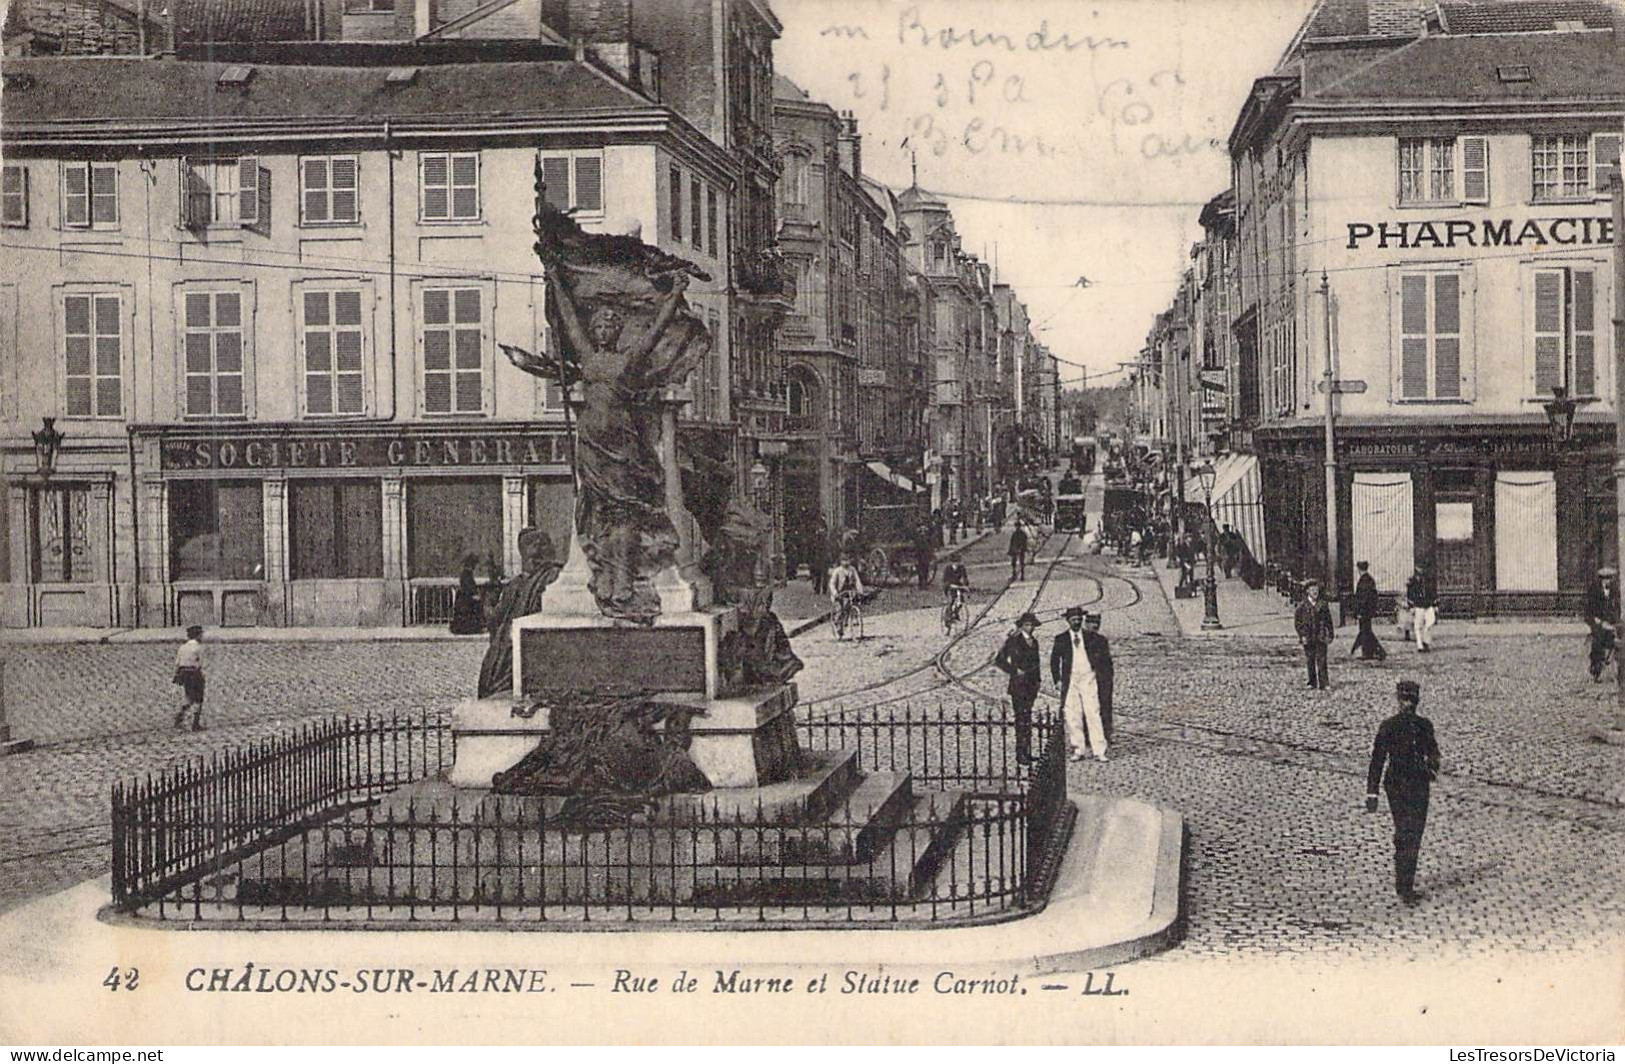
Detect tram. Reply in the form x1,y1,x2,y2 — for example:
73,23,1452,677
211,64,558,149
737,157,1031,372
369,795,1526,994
1070,436,1097,476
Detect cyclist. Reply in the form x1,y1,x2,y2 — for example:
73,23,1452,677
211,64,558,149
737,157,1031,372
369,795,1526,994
941,558,971,632
829,555,866,639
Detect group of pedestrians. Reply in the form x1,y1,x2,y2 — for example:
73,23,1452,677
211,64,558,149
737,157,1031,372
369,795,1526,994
1298,562,1443,690
993,606,1113,765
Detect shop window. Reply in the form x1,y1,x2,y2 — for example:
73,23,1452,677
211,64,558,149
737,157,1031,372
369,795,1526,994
288,479,382,579
1531,266,1603,398
169,480,264,580
420,286,485,415
303,288,367,415
406,477,502,578
62,291,123,418
31,485,92,584
300,155,359,225
1394,269,1469,400
182,289,246,418
525,476,575,567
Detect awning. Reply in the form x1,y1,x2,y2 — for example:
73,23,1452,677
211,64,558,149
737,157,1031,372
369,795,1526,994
1213,455,1266,564
866,460,922,494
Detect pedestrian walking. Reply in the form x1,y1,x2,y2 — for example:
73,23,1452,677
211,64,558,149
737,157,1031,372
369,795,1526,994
945,498,962,544
172,624,207,732
1295,580,1336,689
913,521,934,590
1050,608,1113,762
1585,566,1619,682
450,554,485,635
1219,525,1241,579
1008,520,1029,581
1350,561,1387,661
1365,679,1441,905
1405,565,1438,652
808,519,831,595
993,612,1043,764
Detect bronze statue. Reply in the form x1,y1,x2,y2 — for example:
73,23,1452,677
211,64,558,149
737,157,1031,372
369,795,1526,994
503,175,712,625
476,528,561,699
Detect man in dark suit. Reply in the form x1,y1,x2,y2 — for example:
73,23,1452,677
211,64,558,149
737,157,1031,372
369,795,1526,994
1349,561,1386,661
1050,607,1114,762
1366,679,1441,905
1584,566,1619,682
1294,580,1336,689
1008,520,1030,581
993,612,1043,763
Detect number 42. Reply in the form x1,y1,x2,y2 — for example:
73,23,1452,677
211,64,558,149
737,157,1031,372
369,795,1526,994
102,967,140,991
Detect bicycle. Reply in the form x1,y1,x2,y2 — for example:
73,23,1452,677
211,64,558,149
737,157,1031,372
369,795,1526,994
833,590,864,641
941,585,969,636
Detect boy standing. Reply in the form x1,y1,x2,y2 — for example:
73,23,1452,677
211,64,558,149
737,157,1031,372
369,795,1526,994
173,624,207,732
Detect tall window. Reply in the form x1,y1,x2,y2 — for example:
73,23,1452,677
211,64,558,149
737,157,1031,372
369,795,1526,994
303,289,366,415
781,152,808,208
1533,266,1602,398
63,292,122,418
421,286,484,414
300,156,359,224
419,152,479,221
1397,137,1487,204
181,157,268,229
538,152,603,213
3,165,27,227
62,161,117,228
169,480,264,580
690,176,704,249
669,165,684,241
1533,133,1622,200
288,480,382,579
183,290,245,417
706,186,719,256
1396,270,1466,400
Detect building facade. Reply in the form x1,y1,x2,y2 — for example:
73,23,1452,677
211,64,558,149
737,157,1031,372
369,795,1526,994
0,46,743,628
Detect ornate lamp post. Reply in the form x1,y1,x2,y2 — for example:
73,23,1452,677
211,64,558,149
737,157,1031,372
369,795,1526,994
32,417,63,478
1196,460,1222,630
1543,386,1577,451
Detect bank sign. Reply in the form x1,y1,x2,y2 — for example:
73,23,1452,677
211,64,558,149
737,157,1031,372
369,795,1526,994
160,431,571,471
1346,215,1615,250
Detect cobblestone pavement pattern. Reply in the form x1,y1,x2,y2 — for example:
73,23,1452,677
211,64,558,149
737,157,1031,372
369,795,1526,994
3,500,1624,960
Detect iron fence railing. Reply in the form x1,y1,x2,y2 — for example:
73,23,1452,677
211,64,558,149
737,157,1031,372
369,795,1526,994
110,702,1071,927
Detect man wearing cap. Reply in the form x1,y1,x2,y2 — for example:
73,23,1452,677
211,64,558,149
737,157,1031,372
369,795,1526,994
1294,581,1336,690
172,624,207,731
1366,679,1441,905
1585,566,1620,682
993,612,1043,763
1350,561,1386,662
1051,607,1114,762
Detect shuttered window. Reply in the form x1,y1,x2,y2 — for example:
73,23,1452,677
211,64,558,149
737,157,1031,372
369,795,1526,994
1461,136,1489,203
63,292,122,417
690,176,703,249
670,165,683,241
1397,136,1486,204
1532,266,1603,398
419,151,479,221
537,152,603,213
300,155,358,224
1532,135,1590,200
3,165,28,227
303,289,367,415
706,186,718,255
1396,270,1467,400
63,162,117,228
1595,133,1622,193
180,157,268,231
183,290,245,418
422,286,484,414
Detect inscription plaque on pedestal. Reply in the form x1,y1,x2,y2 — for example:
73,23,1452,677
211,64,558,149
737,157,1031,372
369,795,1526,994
519,626,708,697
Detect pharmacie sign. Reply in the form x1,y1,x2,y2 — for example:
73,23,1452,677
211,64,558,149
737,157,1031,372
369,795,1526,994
1346,215,1615,250
161,431,571,471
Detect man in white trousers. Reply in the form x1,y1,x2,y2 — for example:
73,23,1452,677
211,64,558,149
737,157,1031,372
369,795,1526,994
1050,607,1115,762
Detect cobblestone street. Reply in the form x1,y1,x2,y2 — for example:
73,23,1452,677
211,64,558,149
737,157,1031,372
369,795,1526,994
3,521,1624,962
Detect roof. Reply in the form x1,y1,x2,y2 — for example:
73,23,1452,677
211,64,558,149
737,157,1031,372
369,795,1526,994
172,0,310,43
1307,28,1624,102
772,72,810,101
1,54,654,129
1437,0,1619,34
895,184,947,210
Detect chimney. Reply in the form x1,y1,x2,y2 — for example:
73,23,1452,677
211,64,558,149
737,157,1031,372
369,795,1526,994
1366,0,1429,36
414,0,433,37
837,111,861,179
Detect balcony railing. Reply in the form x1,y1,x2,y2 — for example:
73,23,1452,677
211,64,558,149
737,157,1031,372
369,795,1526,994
734,250,793,299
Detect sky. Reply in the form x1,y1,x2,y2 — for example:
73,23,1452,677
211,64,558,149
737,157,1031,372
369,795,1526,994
773,0,1318,389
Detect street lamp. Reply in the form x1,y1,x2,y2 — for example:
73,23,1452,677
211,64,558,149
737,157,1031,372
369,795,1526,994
750,458,770,508
1196,460,1222,630
1543,385,1578,450
32,417,63,478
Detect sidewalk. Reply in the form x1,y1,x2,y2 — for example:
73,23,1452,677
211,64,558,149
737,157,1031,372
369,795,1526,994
1142,557,1588,640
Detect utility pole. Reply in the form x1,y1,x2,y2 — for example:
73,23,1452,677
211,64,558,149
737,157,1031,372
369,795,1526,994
1321,271,1340,603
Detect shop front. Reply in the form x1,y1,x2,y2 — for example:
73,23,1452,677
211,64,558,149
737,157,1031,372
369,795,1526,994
1257,419,1613,616
141,425,573,628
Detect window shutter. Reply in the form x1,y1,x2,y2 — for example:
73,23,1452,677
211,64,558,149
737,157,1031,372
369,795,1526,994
1432,273,1461,398
451,153,478,219
1461,136,1489,203
541,156,570,210
2,166,27,226
573,155,602,212
177,157,201,229
1595,133,1622,193
248,164,271,235
63,163,89,228
238,157,259,226
89,164,117,225
1399,274,1429,399
1573,269,1597,396
330,157,357,222
421,154,448,220
302,158,329,223
1533,269,1563,396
